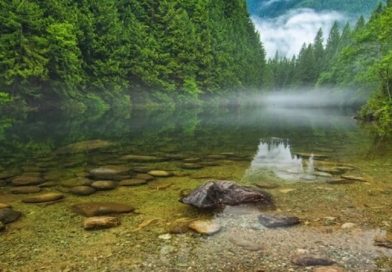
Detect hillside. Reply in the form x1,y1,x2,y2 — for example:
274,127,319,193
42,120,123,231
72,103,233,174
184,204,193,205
0,0,266,110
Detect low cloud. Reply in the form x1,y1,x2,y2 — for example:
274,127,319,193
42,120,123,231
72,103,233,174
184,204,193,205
252,8,345,58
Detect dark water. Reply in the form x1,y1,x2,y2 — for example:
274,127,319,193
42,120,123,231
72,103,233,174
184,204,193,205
0,106,391,272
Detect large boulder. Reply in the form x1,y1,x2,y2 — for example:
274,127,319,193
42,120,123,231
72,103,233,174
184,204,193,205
181,180,272,209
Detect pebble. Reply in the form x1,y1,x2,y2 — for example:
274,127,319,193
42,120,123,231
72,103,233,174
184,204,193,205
91,180,116,190
72,202,134,217
83,216,120,230
259,215,300,228
69,186,96,196
10,186,41,194
158,234,172,240
341,222,356,229
22,192,64,203
119,179,148,186
147,170,172,177
11,176,44,186
188,220,221,235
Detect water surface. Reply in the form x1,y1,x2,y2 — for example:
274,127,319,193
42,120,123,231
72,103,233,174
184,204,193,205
0,105,391,271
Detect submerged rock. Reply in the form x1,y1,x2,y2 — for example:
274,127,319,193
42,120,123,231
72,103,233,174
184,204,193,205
183,157,201,163
69,186,96,196
72,202,134,217
206,155,226,160
22,193,64,203
89,166,130,180
56,140,113,154
0,208,21,224
61,178,92,188
341,175,369,182
0,221,4,231
326,178,355,185
11,176,44,186
10,186,41,194
292,255,335,266
134,173,154,181
181,180,272,209
120,155,162,162
148,170,172,177
83,216,120,230
258,215,300,228
0,203,11,209
374,234,392,249
91,180,116,190
181,163,203,170
188,220,221,235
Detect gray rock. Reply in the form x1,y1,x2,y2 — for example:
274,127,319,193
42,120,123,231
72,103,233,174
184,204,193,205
69,186,96,196
181,180,273,209
259,215,300,228
0,208,22,224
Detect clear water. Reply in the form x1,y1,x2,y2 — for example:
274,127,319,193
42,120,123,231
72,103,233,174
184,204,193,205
0,106,391,271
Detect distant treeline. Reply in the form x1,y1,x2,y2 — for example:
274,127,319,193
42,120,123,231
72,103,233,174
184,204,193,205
265,1,392,135
0,0,266,109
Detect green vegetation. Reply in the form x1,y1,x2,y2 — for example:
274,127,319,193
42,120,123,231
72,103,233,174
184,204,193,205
0,0,265,110
265,2,392,136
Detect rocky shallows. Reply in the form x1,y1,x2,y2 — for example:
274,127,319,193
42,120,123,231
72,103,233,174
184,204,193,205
181,180,272,209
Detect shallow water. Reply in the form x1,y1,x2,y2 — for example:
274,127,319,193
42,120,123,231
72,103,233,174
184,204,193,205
0,106,391,272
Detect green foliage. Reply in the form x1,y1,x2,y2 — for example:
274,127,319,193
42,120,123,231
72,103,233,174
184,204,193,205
0,0,266,109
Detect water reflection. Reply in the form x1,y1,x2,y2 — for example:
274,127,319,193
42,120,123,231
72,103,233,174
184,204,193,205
245,138,317,182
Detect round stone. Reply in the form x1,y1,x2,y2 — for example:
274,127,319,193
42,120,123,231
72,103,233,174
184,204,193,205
91,180,116,190
10,186,41,194
22,192,64,203
69,186,96,196
148,170,172,177
0,208,22,224
11,176,44,186
188,220,221,235
83,216,120,230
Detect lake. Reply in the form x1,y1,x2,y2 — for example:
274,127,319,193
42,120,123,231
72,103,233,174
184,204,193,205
0,105,391,271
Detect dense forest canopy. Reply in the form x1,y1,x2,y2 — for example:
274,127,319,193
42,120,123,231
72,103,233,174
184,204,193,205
0,0,266,109
247,0,385,18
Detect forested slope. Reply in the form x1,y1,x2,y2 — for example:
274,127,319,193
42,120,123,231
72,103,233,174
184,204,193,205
265,1,392,135
0,0,266,109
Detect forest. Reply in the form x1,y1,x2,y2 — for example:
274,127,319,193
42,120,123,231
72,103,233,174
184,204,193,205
264,1,392,135
0,0,265,110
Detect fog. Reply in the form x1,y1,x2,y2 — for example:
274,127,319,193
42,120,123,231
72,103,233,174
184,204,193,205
252,8,345,57
234,88,368,108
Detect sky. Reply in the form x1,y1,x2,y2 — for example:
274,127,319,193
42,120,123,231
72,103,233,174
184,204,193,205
251,6,346,58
